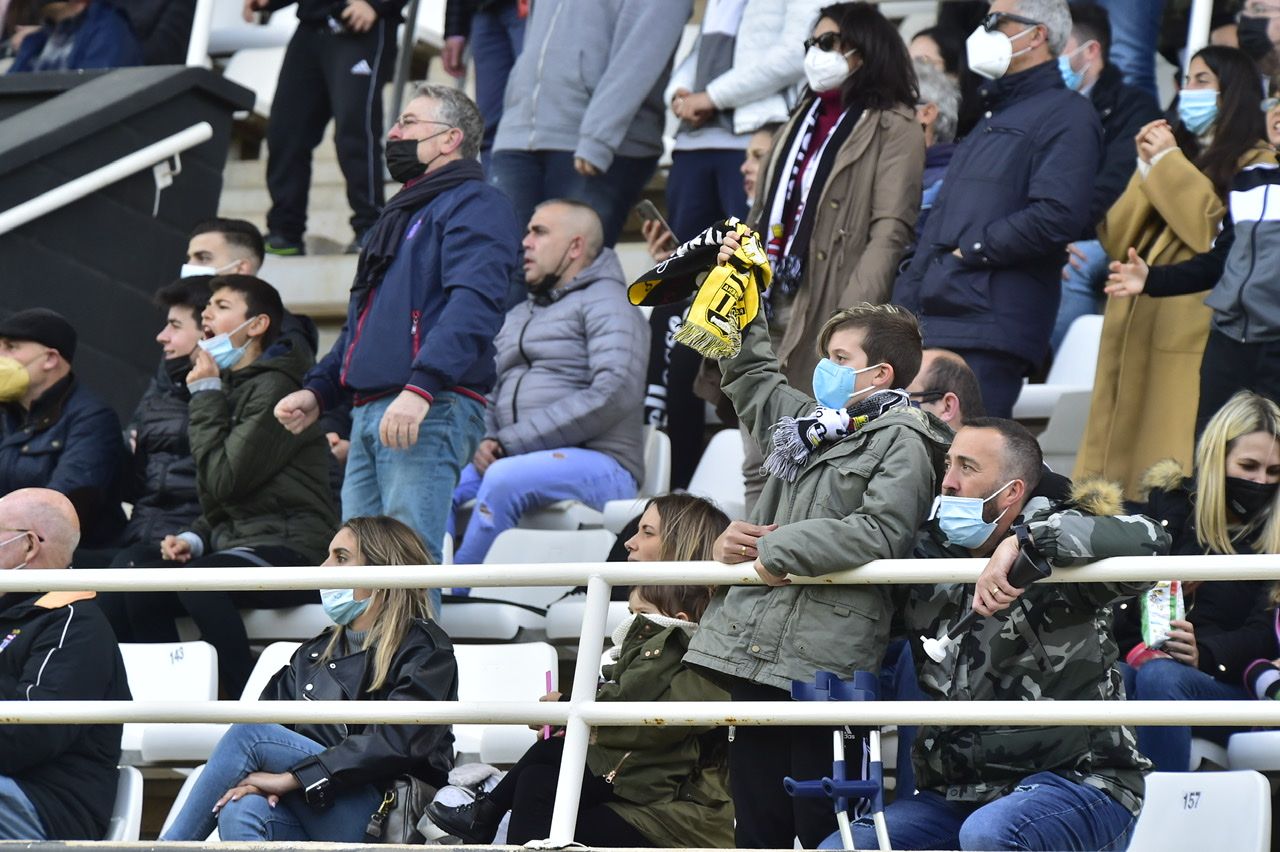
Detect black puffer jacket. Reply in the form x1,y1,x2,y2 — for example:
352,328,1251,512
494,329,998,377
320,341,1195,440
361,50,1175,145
261,619,459,805
122,357,201,547
1114,460,1279,685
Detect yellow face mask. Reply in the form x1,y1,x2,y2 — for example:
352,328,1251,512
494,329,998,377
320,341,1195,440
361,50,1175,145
0,356,30,403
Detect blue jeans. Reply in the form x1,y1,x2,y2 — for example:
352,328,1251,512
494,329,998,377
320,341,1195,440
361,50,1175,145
470,0,525,170
1121,658,1250,771
667,148,749,241
162,723,382,842
342,391,485,614
490,149,659,249
821,772,1135,851
1070,0,1164,100
1052,239,1108,352
450,447,636,569
0,775,47,840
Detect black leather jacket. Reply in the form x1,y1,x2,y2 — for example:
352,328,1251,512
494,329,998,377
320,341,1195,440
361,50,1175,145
261,618,458,807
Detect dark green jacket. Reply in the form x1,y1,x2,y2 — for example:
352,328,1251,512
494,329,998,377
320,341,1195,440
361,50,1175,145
906,493,1171,816
187,338,336,562
685,311,951,690
587,618,733,848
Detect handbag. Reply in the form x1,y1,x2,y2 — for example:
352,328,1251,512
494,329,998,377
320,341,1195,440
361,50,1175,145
364,775,436,843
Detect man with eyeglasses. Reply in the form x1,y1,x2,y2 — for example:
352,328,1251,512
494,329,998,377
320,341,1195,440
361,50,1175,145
894,0,1102,419
0,488,131,841
275,84,519,609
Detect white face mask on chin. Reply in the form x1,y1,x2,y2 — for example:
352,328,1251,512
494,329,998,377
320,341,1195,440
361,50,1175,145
966,24,1036,80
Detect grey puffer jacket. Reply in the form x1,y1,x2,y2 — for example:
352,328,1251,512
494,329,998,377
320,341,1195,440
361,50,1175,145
488,249,650,485
684,311,951,691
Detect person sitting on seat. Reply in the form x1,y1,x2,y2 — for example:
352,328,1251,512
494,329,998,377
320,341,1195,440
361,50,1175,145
449,200,648,566
161,515,458,843
7,0,143,73
0,488,131,841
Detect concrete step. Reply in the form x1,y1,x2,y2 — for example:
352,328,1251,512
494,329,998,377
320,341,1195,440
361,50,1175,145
223,157,350,190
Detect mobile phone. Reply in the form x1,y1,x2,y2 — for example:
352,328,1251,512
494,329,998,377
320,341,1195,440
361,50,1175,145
634,199,673,236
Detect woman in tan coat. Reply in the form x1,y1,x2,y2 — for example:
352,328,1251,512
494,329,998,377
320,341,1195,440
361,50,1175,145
739,1,923,512
1076,46,1273,498
748,1,924,392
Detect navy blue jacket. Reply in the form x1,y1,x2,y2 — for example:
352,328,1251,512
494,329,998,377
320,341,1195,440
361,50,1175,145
305,174,520,411
9,1,143,74
0,376,126,549
893,60,1103,365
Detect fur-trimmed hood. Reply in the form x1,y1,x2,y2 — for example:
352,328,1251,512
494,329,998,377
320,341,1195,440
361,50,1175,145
1137,458,1191,501
1069,477,1126,517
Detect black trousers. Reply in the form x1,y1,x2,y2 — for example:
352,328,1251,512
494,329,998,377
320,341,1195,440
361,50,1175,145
103,545,317,699
265,20,394,242
728,679,839,849
1196,329,1280,436
490,736,655,846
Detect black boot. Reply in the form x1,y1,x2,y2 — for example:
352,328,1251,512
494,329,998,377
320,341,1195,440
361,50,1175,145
426,795,503,844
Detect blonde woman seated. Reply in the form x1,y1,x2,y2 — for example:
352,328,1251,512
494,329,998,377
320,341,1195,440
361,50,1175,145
161,516,458,842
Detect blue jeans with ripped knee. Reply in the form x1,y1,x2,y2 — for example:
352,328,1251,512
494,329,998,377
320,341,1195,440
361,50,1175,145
820,771,1135,851
449,447,636,572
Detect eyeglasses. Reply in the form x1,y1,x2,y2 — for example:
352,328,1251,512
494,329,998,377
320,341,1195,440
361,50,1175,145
979,11,1042,32
803,32,842,52
1263,97,1280,112
908,390,946,404
1240,2,1280,19
0,528,43,543
392,115,454,132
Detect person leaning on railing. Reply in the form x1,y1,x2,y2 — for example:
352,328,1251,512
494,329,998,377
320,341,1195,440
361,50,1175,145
1116,391,1280,772
844,417,1170,852
160,516,458,844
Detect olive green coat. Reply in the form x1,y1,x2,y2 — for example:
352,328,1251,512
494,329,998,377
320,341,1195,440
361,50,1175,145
684,312,951,690
586,618,733,848
187,338,337,562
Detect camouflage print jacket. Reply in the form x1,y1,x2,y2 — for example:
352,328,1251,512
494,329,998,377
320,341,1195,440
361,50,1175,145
906,485,1171,816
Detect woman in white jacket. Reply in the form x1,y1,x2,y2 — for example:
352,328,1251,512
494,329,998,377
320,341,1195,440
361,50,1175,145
665,0,823,240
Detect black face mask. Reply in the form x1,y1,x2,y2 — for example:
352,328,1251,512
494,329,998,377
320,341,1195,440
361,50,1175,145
385,139,427,183
528,244,574,306
1239,16,1275,62
163,354,194,385
1225,476,1279,521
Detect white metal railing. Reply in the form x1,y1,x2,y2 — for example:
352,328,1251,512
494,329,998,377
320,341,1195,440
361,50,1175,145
8,555,1280,845
186,0,214,67
0,122,213,237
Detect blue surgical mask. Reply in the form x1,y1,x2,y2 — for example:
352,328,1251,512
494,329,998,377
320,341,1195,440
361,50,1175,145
197,317,255,370
1057,42,1092,91
929,480,1016,549
811,359,886,409
1178,88,1219,136
321,588,370,626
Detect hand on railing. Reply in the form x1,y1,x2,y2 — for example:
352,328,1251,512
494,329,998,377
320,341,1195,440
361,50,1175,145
714,520,778,564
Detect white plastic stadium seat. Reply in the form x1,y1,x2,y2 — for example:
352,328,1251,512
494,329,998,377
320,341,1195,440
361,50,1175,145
1037,390,1092,476
207,3,297,55
1128,770,1270,851
441,529,616,641
104,766,144,841
453,642,559,765
546,590,632,644
1228,730,1280,772
139,642,300,764
1189,736,1229,771
118,642,218,763
686,428,748,521
1012,314,1104,419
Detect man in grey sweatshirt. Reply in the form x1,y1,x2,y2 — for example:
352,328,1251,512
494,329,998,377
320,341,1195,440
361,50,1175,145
490,0,692,248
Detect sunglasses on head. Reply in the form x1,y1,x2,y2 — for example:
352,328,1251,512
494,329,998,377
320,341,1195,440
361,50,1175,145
979,11,1041,32
804,32,842,52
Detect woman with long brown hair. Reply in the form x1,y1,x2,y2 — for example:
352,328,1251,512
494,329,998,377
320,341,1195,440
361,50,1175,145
161,516,458,842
